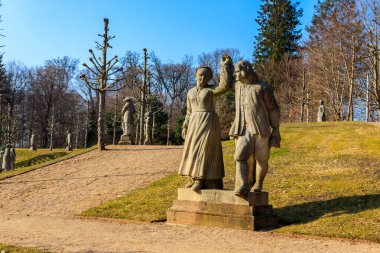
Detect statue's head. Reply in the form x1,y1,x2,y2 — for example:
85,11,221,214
195,66,213,89
234,60,258,84
320,100,324,105
6,143,12,148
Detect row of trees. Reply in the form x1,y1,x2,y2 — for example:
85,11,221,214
0,17,242,149
2,0,379,150
253,0,380,122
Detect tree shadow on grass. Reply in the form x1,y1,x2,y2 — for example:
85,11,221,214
275,194,380,226
15,152,67,168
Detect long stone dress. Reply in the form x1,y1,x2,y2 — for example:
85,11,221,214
178,86,225,180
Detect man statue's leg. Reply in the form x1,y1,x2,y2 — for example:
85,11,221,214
253,135,270,192
234,130,251,196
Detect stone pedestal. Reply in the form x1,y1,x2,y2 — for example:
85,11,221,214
118,134,134,145
167,188,277,231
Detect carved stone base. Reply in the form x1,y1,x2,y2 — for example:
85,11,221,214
167,188,278,231
118,134,134,145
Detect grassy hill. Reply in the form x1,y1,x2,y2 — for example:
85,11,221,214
81,122,380,242
0,147,96,180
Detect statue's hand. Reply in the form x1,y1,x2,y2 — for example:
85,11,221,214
269,127,281,148
221,54,232,67
181,128,187,140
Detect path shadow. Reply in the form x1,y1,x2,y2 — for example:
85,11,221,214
275,194,380,226
15,152,67,168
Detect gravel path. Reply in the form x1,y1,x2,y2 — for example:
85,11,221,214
0,145,378,253
0,145,182,217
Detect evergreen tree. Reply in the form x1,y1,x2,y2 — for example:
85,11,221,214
253,0,303,65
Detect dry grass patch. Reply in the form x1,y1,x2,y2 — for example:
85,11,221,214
0,244,50,253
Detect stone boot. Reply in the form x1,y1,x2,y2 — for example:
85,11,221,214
234,161,249,196
185,179,194,188
253,161,268,192
191,179,204,191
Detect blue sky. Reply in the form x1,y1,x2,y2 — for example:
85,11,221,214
1,0,318,67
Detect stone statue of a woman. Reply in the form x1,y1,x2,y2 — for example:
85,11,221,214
178,55,233,191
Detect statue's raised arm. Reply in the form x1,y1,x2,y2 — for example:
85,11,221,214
212,54,234,95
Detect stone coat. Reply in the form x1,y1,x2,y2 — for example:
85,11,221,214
229,81,280,138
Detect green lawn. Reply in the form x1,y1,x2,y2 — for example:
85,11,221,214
81,122,380,242
0,244,50,253
0,146,96,181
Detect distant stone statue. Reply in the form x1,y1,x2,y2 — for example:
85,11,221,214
2,143,16,172
178,55,233,191
66,130,73,151
144,111,153,145
0,148,4,170
30,132,37,150
230,60,281,196
119,97,135,145
317,100,326,122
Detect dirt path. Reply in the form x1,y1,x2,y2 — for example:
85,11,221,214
0,145,183,217
0,145,378,253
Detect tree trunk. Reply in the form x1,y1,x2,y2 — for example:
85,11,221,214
75,115,80,149
98,91,106,150
300,68,306,122
135,111,140,145
347,37,356,121
306,87,309,122
112,94,118,145
152,112,155,144
366,74,370,122
49,105,55,151
84,101,89,148
139,48,148,145
166,103,173,145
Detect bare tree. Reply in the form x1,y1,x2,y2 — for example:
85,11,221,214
306,0,364,121
80,18,125,151
361,0,380,121
151,54,193,145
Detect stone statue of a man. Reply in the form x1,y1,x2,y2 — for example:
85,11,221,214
30,132,36,150
66,130,73,151
317,100,326,122
229,60,281,196
119,97,135,145
2,143,16,172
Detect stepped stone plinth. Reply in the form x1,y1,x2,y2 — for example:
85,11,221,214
118,134,133,145
167,188,278,231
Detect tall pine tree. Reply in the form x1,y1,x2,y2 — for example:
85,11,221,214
253,0,303,65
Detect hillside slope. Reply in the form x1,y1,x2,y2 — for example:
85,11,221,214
84,122,380,242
